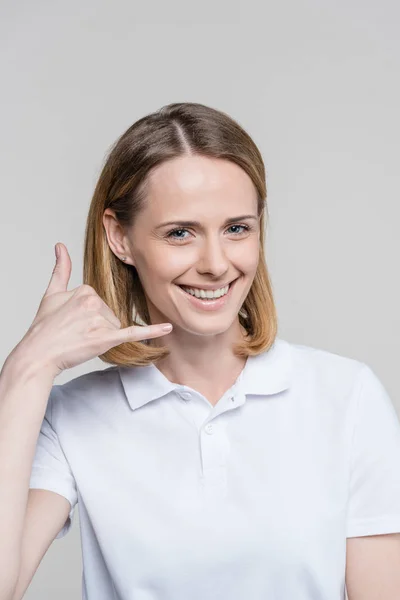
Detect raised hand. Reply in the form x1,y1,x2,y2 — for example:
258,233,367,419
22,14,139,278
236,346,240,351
8,243,173,378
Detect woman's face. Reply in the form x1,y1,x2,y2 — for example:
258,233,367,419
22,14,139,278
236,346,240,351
106,155,261,338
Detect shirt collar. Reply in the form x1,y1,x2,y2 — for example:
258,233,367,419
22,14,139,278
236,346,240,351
118,336,293,412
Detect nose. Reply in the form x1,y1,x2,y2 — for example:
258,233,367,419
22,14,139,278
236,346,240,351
196,234,230,278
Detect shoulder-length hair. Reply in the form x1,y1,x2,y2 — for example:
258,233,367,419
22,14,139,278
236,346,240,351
83,102,278,367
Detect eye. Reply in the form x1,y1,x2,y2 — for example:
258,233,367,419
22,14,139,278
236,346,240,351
228,224,249,235
166,228,190,240
166,224,250,242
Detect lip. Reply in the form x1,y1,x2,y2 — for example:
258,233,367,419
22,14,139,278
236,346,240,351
175,278,238,312
177,280,235,291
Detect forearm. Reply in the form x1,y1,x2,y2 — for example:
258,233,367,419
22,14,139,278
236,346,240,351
0,357,55,597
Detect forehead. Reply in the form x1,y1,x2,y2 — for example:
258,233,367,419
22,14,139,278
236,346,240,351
144,155,258,217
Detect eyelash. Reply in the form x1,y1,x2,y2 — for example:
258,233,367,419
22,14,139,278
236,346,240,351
166,224,251,241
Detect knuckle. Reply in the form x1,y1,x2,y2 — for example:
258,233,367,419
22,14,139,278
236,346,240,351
86,313,104,330
80,294,102,311
78,283,96,295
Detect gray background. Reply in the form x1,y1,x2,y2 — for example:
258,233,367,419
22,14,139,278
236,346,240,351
1,0,399,597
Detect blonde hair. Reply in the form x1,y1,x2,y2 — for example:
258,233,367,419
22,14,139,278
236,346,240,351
83,102,278,367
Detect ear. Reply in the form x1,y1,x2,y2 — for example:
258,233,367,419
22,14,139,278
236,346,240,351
103,209,133,264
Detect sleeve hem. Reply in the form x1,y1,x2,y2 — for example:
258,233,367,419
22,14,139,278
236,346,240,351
29,467,78,507
29,470,78,539
55,517,73,539
346,515,400,537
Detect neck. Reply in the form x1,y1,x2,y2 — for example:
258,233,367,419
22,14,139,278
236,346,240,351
150,321,249,402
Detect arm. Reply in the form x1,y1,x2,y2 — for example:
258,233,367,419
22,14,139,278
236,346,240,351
345,363,400,599
0,355,56,599
346,533,400,599
9,489,72,600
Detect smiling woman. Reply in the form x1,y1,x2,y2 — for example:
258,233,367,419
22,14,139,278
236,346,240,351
18,102,400,600
83,102,276,368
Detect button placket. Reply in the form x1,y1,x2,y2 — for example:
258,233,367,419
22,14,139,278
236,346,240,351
199,418,230,506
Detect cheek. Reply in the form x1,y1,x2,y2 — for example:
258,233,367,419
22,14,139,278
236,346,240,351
163,253,194,273
234,240,260,272
133,250,165,286
154,246,201,277
139,248,192,282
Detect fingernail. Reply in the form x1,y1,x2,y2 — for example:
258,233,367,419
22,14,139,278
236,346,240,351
161,324,173,332
55,244,59,259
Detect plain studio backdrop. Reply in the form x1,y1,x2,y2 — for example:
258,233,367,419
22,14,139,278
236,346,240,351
1,0,399,598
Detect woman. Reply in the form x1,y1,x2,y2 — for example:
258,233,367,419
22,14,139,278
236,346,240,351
2,102,400,599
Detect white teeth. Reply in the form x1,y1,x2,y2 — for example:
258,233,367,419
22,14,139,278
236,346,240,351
180,284,230,299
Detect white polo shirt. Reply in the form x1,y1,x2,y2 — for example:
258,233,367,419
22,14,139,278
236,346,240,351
29,337,400,600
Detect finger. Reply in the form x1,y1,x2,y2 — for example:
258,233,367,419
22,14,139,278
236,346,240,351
43,243,72,298
106,323,173,346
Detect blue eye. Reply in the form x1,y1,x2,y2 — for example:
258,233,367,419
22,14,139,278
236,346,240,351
228,225,249,235
166,224,250,241
167,228,189,240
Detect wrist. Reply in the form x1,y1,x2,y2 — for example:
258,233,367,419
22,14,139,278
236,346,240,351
1,348,58,384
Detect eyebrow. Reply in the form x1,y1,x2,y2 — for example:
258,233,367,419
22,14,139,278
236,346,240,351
156,214,258,229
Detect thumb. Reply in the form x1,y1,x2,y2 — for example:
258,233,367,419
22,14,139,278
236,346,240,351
43,243,72,297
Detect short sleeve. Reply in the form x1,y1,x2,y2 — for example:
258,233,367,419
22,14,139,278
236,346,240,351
29,385,78,539
346,363,400,537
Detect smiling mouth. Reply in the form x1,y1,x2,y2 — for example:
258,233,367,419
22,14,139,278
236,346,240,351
176,278,238,292
174,278,239,304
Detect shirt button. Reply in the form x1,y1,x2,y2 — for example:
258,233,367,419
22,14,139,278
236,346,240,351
180,392,191,401
204,423,214,435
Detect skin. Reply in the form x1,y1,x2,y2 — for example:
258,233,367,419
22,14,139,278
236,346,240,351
103,155,262,405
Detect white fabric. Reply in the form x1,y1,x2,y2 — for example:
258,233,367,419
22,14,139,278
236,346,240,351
29,337,400,600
